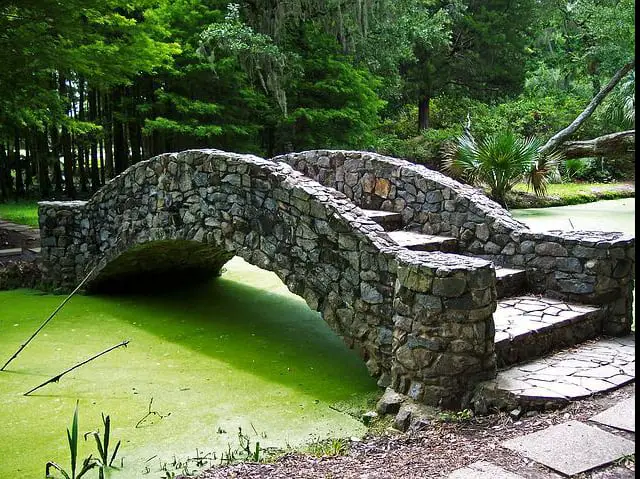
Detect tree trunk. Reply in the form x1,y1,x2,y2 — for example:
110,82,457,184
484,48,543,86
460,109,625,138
418,95,431,131
58,75,75,198
50,125,63,195
78,79,88,194
36,128,51,198
89,88,100,191
0,144,8,200
61,126,75,199
540,59,635,154
24,133,33,193
129,121,142,165
103,91,114,180
558,130,635,159
112,87,128,174
14,130,24,196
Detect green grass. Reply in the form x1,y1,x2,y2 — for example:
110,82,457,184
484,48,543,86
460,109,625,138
508,182,634,208
0,200,39,227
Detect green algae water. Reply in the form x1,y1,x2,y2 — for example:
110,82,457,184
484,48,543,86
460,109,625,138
0,257,377,478
511,198,635,236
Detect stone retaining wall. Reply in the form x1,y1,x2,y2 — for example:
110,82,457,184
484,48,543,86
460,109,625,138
275,150,635,335
39,149,497,408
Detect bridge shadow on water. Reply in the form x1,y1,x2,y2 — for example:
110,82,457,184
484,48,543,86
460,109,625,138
94,259,378,404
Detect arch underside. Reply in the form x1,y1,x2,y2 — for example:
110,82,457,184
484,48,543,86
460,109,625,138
86,240,233,293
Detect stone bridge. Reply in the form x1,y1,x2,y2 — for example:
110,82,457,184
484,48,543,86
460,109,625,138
38,150,635,410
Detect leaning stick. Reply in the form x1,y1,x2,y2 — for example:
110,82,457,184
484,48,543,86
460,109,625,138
23,340,129,396
1,264,99,371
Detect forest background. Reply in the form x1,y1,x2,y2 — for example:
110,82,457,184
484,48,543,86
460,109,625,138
0,0,634,201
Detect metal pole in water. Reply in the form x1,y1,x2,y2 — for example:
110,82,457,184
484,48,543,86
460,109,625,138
1,263,99,371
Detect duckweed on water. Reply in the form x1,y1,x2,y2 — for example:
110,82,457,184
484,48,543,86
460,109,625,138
0,258,378,478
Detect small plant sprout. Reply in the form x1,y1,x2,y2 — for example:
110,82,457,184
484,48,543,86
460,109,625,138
46,401,98,479
238,427,261,462
84,412,122,478
436,408,474,423
135,397,171,428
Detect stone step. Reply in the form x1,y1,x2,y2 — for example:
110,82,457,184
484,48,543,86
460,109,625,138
495,266,528,299
386,230,458,252
361,209,403,231
474,335,634,411
494,295,602,368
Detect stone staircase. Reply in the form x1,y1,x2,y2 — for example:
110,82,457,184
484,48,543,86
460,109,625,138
361,209,457,252
362,208,635,410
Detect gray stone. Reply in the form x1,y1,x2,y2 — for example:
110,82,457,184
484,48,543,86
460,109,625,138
393,405,412,431
35,148,636,412
502,420,635,476
535,242,568,256
376,387,407,415
590,397,635,432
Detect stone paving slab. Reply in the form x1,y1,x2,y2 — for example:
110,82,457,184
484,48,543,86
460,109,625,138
480,336,634,405
494,294,602,366
590,396,635,432
0,248,23,257
448,460,524,479
386,230,458,252
502,420,635,476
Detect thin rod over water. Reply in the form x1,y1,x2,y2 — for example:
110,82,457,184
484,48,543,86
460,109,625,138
0,264,99,371
23,340,130,396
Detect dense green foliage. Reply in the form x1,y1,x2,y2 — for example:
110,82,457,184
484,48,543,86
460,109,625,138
0,0,634,201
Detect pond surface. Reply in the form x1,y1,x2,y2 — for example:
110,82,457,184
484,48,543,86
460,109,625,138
511,198,635,235
0,259,377,478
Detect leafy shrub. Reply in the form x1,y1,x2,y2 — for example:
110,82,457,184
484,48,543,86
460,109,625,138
561,158,590,181
442,131,559,206
564,157,635,183
373,127,461,170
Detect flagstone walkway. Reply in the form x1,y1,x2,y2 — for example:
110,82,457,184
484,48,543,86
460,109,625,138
448,393,636,478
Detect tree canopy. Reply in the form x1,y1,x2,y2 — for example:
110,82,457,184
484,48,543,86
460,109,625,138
0,0,634,200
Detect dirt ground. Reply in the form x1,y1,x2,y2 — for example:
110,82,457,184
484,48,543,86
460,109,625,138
186,383,635,479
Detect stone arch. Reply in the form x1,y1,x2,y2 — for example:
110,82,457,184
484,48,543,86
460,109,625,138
41,149,410,378
35,148,635,408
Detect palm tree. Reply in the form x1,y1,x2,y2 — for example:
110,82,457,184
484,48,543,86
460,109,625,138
442,131,559,208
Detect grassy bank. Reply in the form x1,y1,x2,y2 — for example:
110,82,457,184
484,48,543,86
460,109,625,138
0,200,39,227
506,182,635,209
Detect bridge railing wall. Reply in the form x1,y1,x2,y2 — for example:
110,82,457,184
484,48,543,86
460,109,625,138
275,150,635,335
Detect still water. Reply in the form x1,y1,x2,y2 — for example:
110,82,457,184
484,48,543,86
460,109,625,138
0,259,377,478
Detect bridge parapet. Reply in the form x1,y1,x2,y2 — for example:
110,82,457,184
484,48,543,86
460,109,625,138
390,250,496,407
276,150,635,334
